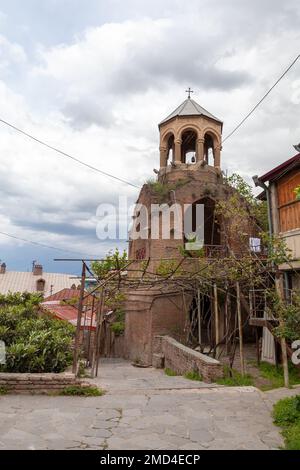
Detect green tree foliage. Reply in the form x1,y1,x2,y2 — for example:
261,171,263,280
224,173,269,231
268,290,300,342
0,293,75,373
146,178,189,203
91,248,128,280
91,250,127,336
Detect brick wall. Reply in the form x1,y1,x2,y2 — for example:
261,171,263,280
128,173,257,261
124,288,188,365
0,372,87,394
153,335,223,383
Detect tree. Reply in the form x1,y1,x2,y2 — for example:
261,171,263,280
0,293,74,373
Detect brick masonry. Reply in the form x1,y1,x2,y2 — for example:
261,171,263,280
124,288,188,364
153,335,224,383
0,372,87,394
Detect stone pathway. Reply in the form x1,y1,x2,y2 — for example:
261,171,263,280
0,358,298,450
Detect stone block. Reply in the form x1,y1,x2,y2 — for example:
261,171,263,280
152,353,165,369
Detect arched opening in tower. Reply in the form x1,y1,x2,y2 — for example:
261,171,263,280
181,130,197,164
184,197,221,247
166,134,174,165
204,133,215,165
201,197,221,246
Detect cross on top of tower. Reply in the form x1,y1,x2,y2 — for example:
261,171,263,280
185,87,194,99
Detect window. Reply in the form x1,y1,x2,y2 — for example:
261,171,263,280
36,278,46,292
181,130,197,164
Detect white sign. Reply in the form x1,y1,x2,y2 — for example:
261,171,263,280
0,341,6,365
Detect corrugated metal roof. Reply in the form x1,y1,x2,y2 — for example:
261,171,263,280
159,98,222,126
44,288,81,302
42,301,96,329
0,271,78,297
44,287,94,307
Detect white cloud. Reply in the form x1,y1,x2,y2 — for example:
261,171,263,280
0,34,26,76
0,1,299,270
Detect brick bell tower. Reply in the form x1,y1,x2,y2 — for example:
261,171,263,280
125,94,256,366
125,94,228,365
128,92,224,262
159,90,223,172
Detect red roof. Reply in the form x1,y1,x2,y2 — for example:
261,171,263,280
44,288,80,302
260,153,300,183
44,287,94,307
42,301,96,330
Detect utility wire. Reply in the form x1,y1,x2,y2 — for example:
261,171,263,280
0,55,299,256
0,118,139,189
222,53,300,144
0,230,98,258
1,55,299,183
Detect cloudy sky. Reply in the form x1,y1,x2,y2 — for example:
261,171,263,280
0,0,299,274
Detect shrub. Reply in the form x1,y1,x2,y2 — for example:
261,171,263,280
273,396,300,426
147,179,170,201
0,386,8,395
184,371,203,381
60,385,104,396
164,368,177,376
273,396,300,450
146,178,188,203
282,424,300,450
110,321,125,336
0,292,75,373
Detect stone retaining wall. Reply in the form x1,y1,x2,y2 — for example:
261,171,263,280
0,372,85,394
153,335,224,383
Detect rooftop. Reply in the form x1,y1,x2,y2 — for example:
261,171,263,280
0,270,78,297
42,300,96,329
44,287,81,302
259,153,300,183
159,98,223,127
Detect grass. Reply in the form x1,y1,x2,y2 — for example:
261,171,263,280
184,371,203,381
164,368,178,377
258,362,300,391
146,178,189,203
60,385,104,397
0,386,8,395
273,395,300,449
216,366,254,387
282,424,300,450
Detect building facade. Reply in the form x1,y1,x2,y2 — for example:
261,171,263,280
257,153,300,289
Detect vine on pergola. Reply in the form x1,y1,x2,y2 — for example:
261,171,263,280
85,174,298,378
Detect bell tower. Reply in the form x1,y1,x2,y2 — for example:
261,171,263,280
125,95,256,367
158,92,223,171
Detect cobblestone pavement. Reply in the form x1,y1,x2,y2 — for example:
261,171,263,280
0,358,298,450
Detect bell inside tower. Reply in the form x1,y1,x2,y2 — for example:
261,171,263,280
181,130,197,164
159,95,222,169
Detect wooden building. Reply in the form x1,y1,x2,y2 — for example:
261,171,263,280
258,153,300,289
